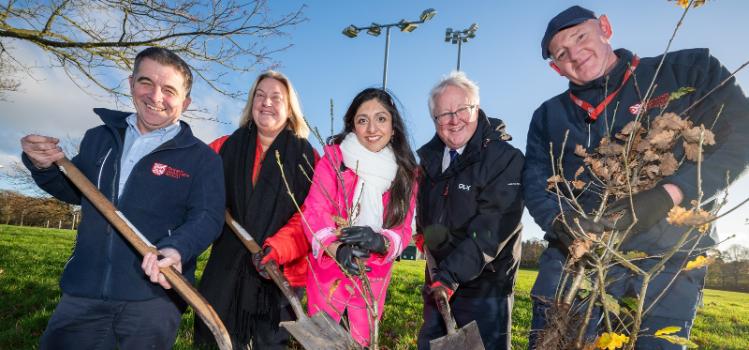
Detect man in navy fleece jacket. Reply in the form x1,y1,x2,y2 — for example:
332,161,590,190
20,47,225,350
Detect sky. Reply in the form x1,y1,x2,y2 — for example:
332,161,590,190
1,0,748,248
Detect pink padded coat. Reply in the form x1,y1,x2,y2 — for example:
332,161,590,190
302,144,417,346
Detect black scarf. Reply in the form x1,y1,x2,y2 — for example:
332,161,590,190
207,124,315,343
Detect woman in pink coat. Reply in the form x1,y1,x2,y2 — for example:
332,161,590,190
302,88,419,346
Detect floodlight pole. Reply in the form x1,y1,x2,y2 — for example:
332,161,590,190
456,39,463,71
446,24,478,71
383,26,391,89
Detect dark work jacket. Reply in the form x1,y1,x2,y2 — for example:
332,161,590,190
524,48,749,259
23,108,225,301
417,112,525,298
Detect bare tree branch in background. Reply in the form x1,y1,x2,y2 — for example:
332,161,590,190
0,43,20,100
0,0,305,101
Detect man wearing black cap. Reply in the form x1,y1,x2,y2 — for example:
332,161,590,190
524,5,749,349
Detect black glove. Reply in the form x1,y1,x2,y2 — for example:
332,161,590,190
339,226,388,254
335,243,371,275
605,185,674,233
552,210,608,250
251,246,272,280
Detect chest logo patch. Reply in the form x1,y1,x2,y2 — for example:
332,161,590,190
458,183,472,191
628,92,669,115
151,162,191,179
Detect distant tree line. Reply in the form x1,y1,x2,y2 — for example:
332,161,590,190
0,190,79,230
520,237,749,293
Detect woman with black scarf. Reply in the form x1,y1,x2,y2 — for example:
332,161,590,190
194,71,317,349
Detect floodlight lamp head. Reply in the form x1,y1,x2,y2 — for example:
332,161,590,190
399,20,418,32
342,25,359,38
420,8,437,22
367,23,381,36
468,23,479,33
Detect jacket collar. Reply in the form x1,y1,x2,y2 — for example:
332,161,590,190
93,108,197,149
569,48,634,98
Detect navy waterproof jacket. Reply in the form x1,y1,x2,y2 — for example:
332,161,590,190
417,112,524,298
524,49,749,258
23,108,225,301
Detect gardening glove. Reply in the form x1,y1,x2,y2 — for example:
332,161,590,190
605,185,674,234
260,245,281,265
339,226,388,255
335,243,371,275
414,233,425,253
252,247,272,280
429,280,455,301
552,211,609,250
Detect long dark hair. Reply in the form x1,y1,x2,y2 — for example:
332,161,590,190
330,88,418,229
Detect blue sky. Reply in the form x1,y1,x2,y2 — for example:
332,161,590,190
1,0,747,247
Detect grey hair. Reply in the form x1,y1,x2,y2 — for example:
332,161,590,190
427,71,480,116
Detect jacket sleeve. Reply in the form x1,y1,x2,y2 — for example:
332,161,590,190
435,147,525,288
302,147,342,265
523,109,572,236
370,181,418,265
157,149,226,263
663,51,749,203
21,130,97,205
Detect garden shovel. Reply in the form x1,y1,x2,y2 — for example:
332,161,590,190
425,247,485,350
224,212,360,350
55,158,233,350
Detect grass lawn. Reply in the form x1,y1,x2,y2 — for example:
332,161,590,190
2,224,748,349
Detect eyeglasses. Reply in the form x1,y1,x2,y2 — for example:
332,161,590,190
433,105,476,125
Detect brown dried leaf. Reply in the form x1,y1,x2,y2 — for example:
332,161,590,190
643,150,660,162
644,164,660,179
571,180,586,190
703,128,716,146
575,166,585,179
617,121,642,139
333,215,348,229
605,158,621,174
667,206,715,228
660,153,678,176
636,137,652,153
648,129,676,150
575,144,589,158
682,125,716,146
328,279,341,302
547,175,564,190
683,141,701,162
598,138,626,156
590,159,609,180
652,112,689,131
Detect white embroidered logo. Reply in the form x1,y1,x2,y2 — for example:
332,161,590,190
458,183,472,191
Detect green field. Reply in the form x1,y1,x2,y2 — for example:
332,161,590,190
2,224,748,349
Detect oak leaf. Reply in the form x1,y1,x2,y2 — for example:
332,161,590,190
652,112,689,131
571,180,586,190
683,125,716,145
643,150,660,162
575,144,589,158
648,129,676,150
595,332,629,350
684,255,715,271
683,141,702,162
660,153,678,176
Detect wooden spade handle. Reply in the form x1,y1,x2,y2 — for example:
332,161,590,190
56,157,233,350
425,248,458,335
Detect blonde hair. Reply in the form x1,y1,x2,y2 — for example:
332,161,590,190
238,70,310,138
427,71,480,116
